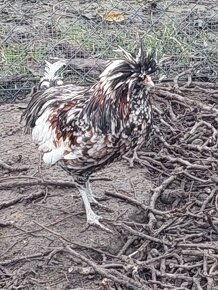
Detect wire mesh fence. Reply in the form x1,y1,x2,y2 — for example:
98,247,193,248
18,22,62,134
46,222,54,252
0,0,217,102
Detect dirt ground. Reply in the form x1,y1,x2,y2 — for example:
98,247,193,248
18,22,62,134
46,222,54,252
0,102,153,290
1,79,218,290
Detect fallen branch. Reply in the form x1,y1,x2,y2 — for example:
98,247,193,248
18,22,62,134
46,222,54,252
0,249,55,266
0,176,110,190
0,190,45,210
113,222,171,246
0,178,76,190
105,191,171,216
149,167,183,209
155,88,218,114
0,160,29,172
65,245,150,290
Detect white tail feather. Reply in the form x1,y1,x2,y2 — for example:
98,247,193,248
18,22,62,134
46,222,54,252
41,60,67,82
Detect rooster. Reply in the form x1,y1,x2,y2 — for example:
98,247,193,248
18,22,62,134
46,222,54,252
22,44,157,230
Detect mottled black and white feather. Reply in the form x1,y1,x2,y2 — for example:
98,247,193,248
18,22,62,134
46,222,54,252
22,45,157,179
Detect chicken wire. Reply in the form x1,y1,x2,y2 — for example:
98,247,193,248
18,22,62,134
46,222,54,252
0,0,217,102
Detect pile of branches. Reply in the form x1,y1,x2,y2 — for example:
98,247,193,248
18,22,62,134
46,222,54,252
1,72,218,290
108,73,218,290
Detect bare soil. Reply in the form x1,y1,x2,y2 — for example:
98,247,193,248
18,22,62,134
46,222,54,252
0,102,153,290
1,79,218,290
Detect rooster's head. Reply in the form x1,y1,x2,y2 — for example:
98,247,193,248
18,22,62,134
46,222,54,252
99,43,158,98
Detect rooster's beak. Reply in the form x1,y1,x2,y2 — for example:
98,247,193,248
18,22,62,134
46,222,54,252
144,75,154,87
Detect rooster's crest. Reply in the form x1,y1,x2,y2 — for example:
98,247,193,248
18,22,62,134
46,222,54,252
99,42,157,95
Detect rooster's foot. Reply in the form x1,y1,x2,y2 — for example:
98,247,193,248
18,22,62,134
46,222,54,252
87,212,112,233
78,186,112,232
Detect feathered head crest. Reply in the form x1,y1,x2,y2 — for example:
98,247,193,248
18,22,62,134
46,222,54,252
115,40,157,75
99,41,157,92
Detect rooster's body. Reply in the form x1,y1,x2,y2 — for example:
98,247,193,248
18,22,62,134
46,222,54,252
22,46,157,229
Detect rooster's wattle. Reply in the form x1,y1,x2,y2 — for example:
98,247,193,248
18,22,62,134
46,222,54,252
22,45,157,230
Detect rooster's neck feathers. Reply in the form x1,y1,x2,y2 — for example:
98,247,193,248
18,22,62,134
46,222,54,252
83,47,157,128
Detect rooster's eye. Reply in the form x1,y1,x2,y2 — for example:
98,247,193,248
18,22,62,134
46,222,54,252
147,67,154,75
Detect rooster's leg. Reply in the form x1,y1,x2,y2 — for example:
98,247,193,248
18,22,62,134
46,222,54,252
85,180,99,204
77,183,111,232
85,180,110,211
78,183,102,224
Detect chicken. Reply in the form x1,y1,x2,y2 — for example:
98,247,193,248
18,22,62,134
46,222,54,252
22,44,157,230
